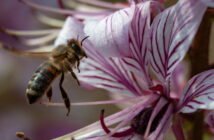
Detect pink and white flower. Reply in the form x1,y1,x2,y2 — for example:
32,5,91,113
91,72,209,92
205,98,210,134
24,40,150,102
4,0,212,139
52,0,214,139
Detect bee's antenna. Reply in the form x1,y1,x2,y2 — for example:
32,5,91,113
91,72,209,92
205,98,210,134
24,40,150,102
81,36,89,46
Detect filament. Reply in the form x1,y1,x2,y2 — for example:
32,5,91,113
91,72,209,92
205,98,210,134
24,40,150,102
23,32,59,46
19,0,111,16
76,0,128,10
0,27,59,36
100,109,134,137
41,96,144,106
36,13,64,27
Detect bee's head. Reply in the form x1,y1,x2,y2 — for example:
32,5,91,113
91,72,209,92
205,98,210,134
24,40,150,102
67,36,89,58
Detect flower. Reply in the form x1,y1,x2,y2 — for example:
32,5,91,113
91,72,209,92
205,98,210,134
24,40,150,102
1,0,214,139
51,0,214,139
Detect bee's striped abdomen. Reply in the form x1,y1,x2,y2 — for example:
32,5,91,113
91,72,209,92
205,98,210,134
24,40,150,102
26,62,61,104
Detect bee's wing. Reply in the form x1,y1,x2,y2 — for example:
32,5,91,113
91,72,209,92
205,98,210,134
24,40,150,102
51,45,67,57
0,42,53,58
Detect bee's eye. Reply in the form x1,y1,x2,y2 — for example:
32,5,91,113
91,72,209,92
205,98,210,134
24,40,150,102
71,44,81,54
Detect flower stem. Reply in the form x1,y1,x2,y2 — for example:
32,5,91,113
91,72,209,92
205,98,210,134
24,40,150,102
188,9,213,140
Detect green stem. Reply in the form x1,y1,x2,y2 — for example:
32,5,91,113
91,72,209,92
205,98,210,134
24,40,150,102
188,9,213,140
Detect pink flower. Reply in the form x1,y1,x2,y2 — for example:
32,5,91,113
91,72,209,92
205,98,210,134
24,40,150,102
2,0,213,139
52,0,214,139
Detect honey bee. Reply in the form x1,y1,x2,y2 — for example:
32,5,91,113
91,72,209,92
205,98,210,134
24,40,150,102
0,36,88,116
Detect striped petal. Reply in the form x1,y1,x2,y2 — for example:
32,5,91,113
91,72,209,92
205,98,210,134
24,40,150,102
78,44,148,96
178,70,214,113
54,11,148,96
123,1,163,83
84,4,135,57
149,0,207,83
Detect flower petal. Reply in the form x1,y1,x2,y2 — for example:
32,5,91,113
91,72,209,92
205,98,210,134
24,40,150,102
54,17,85,46
171,62,188,98
123,1,163,84
149,0,207,82
178,69,214,113
84,5,135,57
78,48,147,96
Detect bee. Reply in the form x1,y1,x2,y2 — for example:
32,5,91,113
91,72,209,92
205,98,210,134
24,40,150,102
0,36,88,116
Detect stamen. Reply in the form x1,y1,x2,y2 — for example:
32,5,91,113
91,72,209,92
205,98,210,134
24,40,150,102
144,98,167,137
0,27,59,36
23,32,58,46
100,109,134,138
0,42,52,56
146,104,173,139
19,0,111,16
41,96,144,106
36,13,64,27
104,95,159,139
55,96,157,139
65,104,141,139
76,0,128,10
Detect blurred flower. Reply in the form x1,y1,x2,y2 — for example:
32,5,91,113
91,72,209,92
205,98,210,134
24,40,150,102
50,0,214,139
0,0,132,51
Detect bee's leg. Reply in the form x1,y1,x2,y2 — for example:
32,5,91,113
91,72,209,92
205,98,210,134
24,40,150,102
46,87,52,102
65,62,80,86
59,72,70,116
74,54,80,72
69,69,80,86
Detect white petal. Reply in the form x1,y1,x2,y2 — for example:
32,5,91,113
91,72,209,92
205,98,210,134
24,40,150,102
178,70,214,113
149,0,207,83
78,54,144,96
54,17,85,46
84,5,135,57
124,1,162,81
